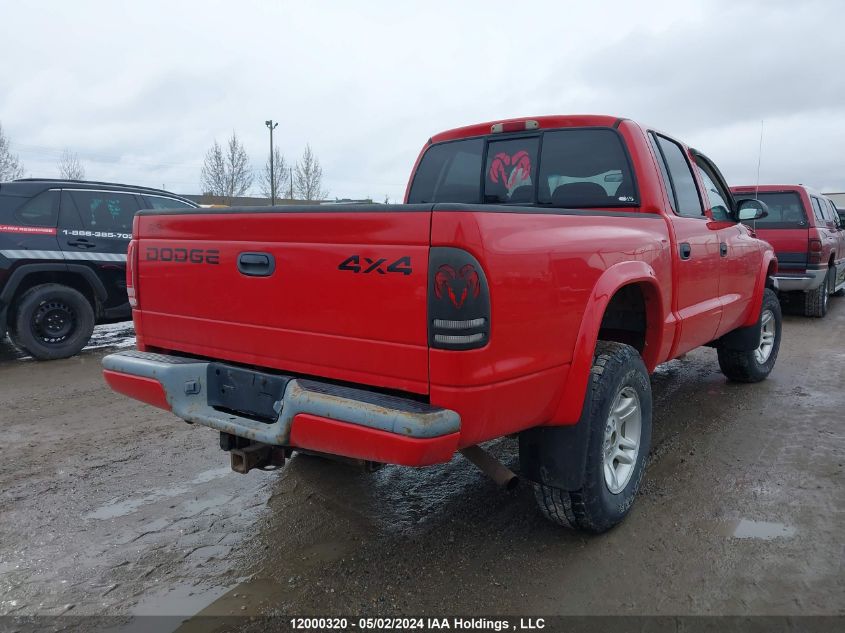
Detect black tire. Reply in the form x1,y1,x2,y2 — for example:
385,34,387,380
803,268,832,317
8,284,95,360
832,267,844,297
533,341,652,534
718,288,781,383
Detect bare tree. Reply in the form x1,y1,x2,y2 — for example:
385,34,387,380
200,131,253,202
0,123,25,181
259,147,289,202
293,144,328,201
58,149,85,180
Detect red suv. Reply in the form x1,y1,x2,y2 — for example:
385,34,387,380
731,185,845,317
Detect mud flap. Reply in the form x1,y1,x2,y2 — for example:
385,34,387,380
716,319,763,351
519,420,591,491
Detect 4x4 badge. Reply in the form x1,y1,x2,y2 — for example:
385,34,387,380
338,255,412,275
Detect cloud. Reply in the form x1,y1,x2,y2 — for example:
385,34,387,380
0,0,842,198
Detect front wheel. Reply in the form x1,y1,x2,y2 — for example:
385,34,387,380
532,341,652,533
718,288,782,383
8,283,95,360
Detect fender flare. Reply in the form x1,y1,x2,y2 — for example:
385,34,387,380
550,260,664,426
741,250,778,328
0,263,108,326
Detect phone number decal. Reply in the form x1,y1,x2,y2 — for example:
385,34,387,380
62,229,131,240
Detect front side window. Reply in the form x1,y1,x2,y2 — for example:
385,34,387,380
695,162,732,222
66,191,140,232
826,199,841,228
653,135,703,218
14,190,59,227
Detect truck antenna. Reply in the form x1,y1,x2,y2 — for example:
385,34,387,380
754,120,764,200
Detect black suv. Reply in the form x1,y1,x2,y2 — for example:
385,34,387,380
0,179,197,360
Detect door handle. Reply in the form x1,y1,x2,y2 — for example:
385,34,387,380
679,243,692,260
237,252,275,277
720,242,728,257
67,238,96,249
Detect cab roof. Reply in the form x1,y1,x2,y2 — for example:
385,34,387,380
1,178,194,204
429,115,628,144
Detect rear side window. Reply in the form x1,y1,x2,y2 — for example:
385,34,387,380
652,134,703,218
143,195,194,210
65,190,140,232
407,139,484,203
734,191,808,228
12,190,59,227
811,197,826,223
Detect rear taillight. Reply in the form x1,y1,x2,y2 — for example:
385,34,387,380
429,247,490,350
809,238,822,264
127,240,139,308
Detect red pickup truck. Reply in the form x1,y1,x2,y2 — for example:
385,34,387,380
103,115,780,533
730,185,845,317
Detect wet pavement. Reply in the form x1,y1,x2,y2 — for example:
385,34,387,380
0,301,843,625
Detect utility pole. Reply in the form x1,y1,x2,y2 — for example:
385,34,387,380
289,166,293,200
265,120,279,205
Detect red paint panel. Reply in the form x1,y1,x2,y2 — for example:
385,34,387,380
430,364,568,446
134,210,431,394
103,370,170,411
288,414,459,466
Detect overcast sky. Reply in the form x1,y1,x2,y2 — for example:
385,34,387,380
1,0,843,200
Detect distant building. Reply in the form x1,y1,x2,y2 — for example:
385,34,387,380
181,194,374,207
824,192,845,209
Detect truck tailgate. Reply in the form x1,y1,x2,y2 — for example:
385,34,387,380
132,206,432,394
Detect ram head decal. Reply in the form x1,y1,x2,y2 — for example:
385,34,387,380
434,264,481,309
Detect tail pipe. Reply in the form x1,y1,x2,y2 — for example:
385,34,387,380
460,445,519,490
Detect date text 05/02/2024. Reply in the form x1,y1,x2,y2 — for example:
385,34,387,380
289,617,546,630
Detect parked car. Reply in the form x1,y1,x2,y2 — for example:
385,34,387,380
0,179,197,359
730,185,845,316
103,115,779,533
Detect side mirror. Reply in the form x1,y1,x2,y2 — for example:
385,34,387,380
736,198,769,221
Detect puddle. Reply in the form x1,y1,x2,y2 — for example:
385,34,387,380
130,582,232,616
730,519,796,540
87,467,233,520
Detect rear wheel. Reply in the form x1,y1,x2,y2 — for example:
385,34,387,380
804,268,832,317
718,288,781,383
8,284,95,360
832,267,844,297
532,341,652,533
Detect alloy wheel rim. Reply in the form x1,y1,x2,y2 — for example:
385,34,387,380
755,309,775,364
602,386,642,494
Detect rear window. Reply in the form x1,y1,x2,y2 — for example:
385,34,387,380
734,191,808,228
407,128,637,208
143,195,195,210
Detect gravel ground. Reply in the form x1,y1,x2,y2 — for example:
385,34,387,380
0,301,843,627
